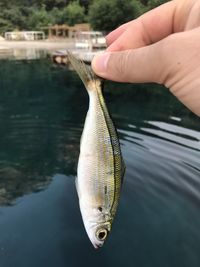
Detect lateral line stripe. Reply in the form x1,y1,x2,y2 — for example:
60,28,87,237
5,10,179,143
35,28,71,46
96,86,117,216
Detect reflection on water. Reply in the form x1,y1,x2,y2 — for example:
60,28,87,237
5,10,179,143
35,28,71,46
12,49,48,60
0,59,81,204
0,59,199,267
0,48,47,60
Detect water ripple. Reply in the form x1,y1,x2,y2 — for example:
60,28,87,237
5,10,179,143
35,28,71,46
119,119,200,212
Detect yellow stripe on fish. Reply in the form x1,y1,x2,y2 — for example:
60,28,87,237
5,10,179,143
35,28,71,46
68,51,125,249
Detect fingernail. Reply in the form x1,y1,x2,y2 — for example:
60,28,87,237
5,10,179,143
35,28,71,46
92,52,110,74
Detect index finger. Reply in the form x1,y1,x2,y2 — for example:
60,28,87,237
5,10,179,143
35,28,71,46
106,21,132,46
106,1,176,52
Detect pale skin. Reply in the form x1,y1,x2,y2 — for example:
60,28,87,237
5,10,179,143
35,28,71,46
92,0,200,117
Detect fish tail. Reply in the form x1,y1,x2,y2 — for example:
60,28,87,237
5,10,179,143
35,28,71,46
67,50,102,92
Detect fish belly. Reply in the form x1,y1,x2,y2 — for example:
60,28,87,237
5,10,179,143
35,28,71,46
77,93,115,210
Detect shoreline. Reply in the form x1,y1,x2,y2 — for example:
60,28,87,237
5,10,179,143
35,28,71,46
0,39,74,60
0,39,74,50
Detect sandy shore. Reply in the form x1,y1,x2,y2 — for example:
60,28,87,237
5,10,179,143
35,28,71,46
0,39,74,51
0,39,74,60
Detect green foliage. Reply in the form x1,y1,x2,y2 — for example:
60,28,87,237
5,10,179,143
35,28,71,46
0,7,27,32
146,0,169,9
43,0,68,11
79,0,91,13
49,7,63,24
28,6,55,29
2,7,26,29
0,18,13,33
139,0,149,5
88,0,143,32
61,1,86,25
0,0,169,34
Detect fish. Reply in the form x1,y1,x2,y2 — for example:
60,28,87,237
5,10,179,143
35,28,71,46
67,51,125,249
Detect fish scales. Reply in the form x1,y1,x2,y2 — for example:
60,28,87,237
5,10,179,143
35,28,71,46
85,91,115,207
96,86,124,215
68,51,125,249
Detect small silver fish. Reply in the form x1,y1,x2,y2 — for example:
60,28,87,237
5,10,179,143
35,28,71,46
68,52,125,249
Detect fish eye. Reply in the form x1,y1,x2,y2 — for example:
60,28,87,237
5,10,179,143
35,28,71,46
96,229,107,241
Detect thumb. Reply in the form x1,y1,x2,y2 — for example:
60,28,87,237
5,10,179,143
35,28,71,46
92,43,165,84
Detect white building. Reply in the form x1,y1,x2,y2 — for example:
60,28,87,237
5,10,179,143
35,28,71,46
75,31,106,50
4,31,45,41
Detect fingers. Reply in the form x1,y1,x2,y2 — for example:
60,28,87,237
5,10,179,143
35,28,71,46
106,21,146,51
92,30,200,116
92,1,176,82
92,41,165,84
106,21,132,46
106,1,176,52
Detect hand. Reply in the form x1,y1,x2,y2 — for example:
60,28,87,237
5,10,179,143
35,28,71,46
92,0,200,116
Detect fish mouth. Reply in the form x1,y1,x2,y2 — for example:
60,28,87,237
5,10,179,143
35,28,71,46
92,227,109,249
93,242,103,249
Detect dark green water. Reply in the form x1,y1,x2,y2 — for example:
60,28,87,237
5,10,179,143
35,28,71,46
0,59,199,267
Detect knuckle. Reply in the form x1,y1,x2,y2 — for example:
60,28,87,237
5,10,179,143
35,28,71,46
114,51,132,80
152,37,173,84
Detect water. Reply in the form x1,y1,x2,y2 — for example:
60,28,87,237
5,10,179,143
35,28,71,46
0,59,199,267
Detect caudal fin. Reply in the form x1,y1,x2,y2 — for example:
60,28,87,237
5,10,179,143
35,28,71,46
67,50,102,91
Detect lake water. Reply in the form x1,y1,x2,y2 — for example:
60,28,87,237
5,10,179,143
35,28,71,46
0,59,199,267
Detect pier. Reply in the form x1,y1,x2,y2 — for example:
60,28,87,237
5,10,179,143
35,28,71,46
52,49,104,64
52,31,106,65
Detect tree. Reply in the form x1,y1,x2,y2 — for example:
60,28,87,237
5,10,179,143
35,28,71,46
28,5,54,30
146,0,169,8
43,0,69,11
79,0,91,13
0,17,13,33
61,1,86,25
88,0,143,32
139,0,149,5
1,7,26,29
50,7,63,24
0,0,169,35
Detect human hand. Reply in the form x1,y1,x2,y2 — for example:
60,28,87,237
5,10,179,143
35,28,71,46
92,0,200,116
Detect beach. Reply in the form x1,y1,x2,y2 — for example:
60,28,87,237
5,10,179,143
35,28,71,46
0,39,74,60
